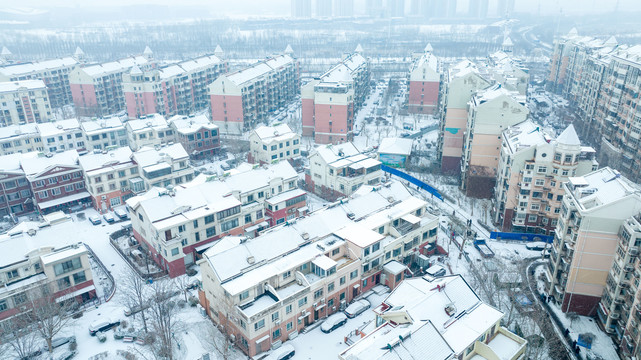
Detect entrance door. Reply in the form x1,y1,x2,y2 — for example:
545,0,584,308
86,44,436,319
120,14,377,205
314,309,319,321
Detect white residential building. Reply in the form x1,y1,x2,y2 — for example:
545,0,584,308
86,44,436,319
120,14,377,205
125,114,175,151
306,142,382,201
80,116,129,151
36,119,85,154
168,115,220,159
248,124,301,164
132,143,194,190
0,80,52,126
0,123,43,155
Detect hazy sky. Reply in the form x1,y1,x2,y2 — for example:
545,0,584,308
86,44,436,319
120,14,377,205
10,0,641,18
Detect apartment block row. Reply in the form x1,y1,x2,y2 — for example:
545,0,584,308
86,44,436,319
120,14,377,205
0,114,219,159
0,213,99,324
126,161,306,277
302,47,369,144
209,50,300,135
547,28,641,183
0,80,52,126
123,50,227,119
197,181,439,357
493,120,598,235
305,142,383,201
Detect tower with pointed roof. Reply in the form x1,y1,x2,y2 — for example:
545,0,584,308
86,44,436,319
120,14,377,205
214,45,224,59
1,46,13,64
73,46,86,63
408,43,440,115
143,46,153,61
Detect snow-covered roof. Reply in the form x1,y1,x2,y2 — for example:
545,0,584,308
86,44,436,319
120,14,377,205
0,123,39,141
0,57,78,77
0,79,47,93
381,275,504,354
556,124,581,146
410,50,438,74
378,138,413,156
78,147,134,175
80,116,125,134
80,56,148,77
133,143,188,168
20,150,79,177
314,142,358,163
37,119,81,137
169,115,218,135
0,153,31,173
382,260,406,275
472,84,525,106
252,124,297,143
319,52,367,85
503,120,549,154
566,167,640,211
158,55,222,80
126,114,169,132
225,55,294,86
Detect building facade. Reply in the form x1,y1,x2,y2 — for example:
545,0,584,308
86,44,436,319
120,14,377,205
301,50,369,144
248,124,301,165
0,80,52,126
125,114,174,151
209,54,300,135
132,143,194,190
37,119,85,154
0,124,42,155
546,167,641,316
493,121,598,234
80,116,129,151
306,142,383,201
0,153,34,217
168,115,220,159
407,44,441,115
123,54,227,119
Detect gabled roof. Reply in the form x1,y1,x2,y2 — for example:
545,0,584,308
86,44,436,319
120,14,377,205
378,137,413,156
0,80,46,93
20,150,80,177
253,124,296,142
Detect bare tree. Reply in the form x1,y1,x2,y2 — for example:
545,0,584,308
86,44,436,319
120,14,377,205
2,315,39,360
226,139,249,167
207,293,239,360
26,282,76,353
173,275,191,303
118,267,150,333
147,279,180,360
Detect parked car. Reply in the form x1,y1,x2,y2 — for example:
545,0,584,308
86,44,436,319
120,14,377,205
51,336,76,349
89,215,102,225
124,305,148,317
114,208,129,220
89,319,121,336
103,213,115,224
344,299,370,318
221,162,231,171
266,344,296,360
525,242,548,251
55,350,77,360
321,313,348,333
425,264,447,277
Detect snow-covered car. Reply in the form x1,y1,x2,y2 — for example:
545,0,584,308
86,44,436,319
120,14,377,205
55,350,77,360
525,242,548,251
51,336,76,349
103,213,115,224
344,299,370,318
426,265,446,277
321,312,348,333
89,215,102,225
266,344,296,360
114,208,129,220
89,319,120,336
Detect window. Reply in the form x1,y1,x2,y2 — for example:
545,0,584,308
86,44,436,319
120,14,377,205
57,276,71,289
245,214,252,224
171,248,179,256
6,269,19,280
314,289,323,299
535,179,545,186
54,257,82,276
378,226,384,234
0,299,6,312
73,271,87,284
194,232,200,242
239,290,249,301
221,218,239,232
350,270,358,279
206,226,216,237
328,282,335,292
178,225,186,233
298,297,307,307
283,271,291,280
537,166,547,173
193,220,198,228
272,312,279,321
393,248,401,257
204,214,214,224
286,322,293,331
217,206,241,221
332,248,340,256
272,329,281,340
286,304,293,314
340,276,346,285
254,319,265,331
372,242,380,252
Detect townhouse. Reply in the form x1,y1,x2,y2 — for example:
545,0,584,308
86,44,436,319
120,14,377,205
209,54,300,135
493,120,598,234
0,123,42,155
306,142,383,201
126,161,303,277
123,54,227,119
80,116,129,151
407,43,441,115
0,56,79,109
69,54,150,117
78,147,138,212
339,275,526,360
546,167,641,316
131,143,194,190
0,220,96,324
460,85,529,198
125,114,175,151
0,80,52,126
198,181,438,357
438,60,492,174
168,114,220,159
20,150,90,214
301,49,369,144
0,153,35,217
248,124,301,165
37,118,85,154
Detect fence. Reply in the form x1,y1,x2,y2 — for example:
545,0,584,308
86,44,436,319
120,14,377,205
381,164,443,201
84,243,116,303
490,231,554,243
108,227,166,280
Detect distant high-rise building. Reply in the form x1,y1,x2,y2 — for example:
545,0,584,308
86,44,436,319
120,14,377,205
335,0,354,17
386,0,405,17
446,0,457,17
497,0,515,17
366,0,384,18
316,0,332,17
409,0,420,15
291,0,312,18
468,0,488,18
